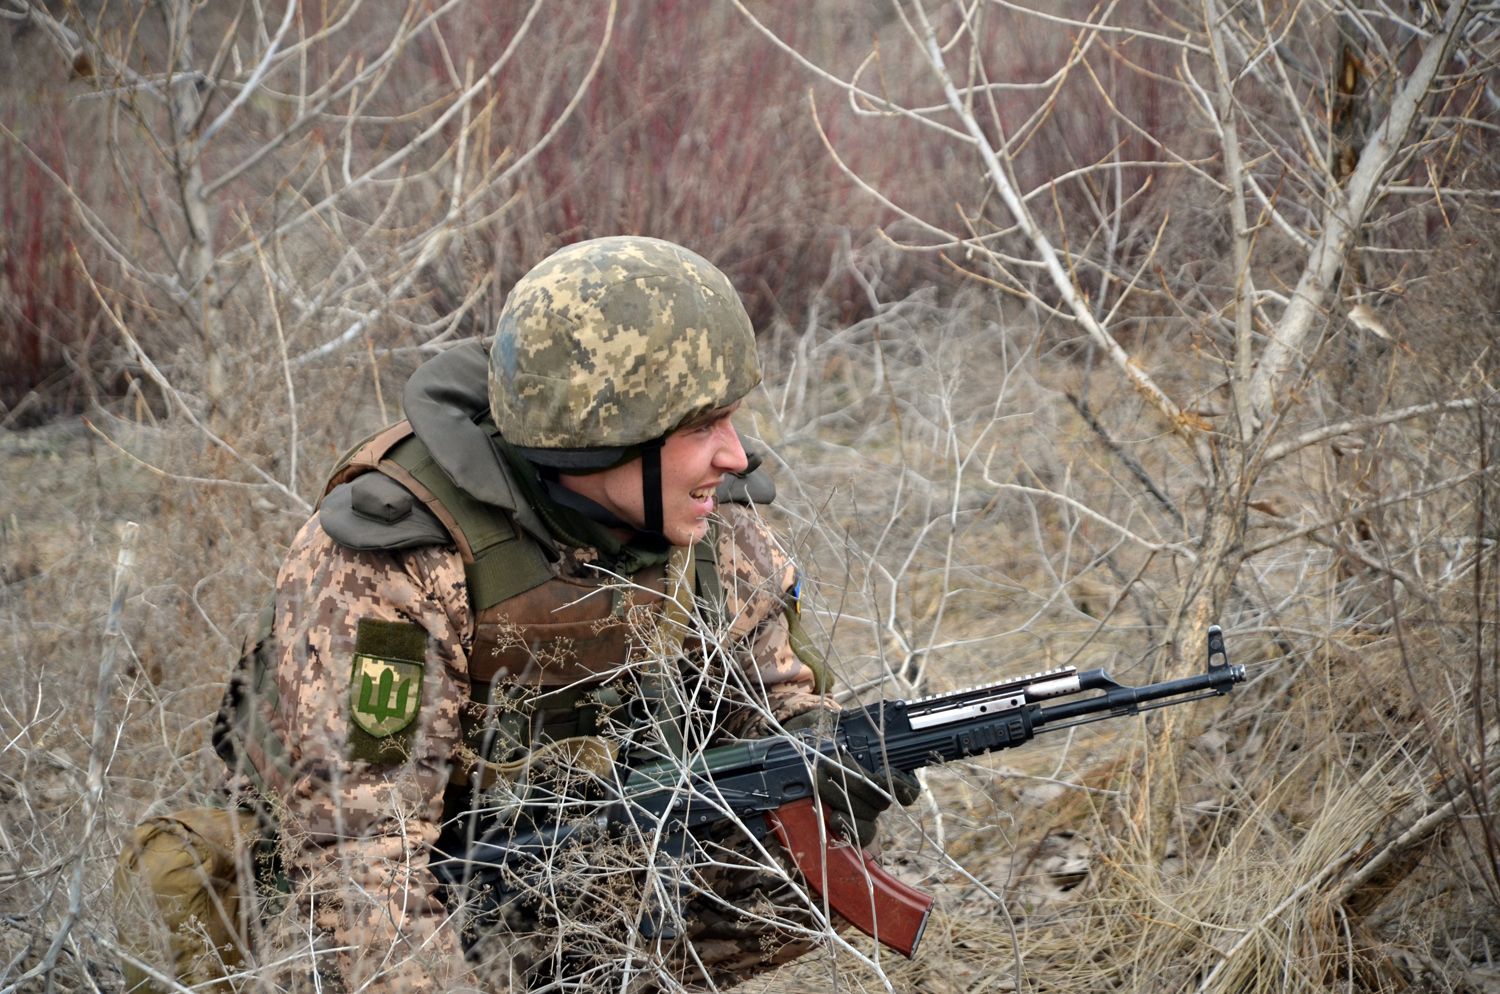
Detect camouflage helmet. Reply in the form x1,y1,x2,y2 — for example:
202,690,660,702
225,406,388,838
489,236,760,466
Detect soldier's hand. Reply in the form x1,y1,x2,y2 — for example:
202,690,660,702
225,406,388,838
815,752,921,848
784,710,921,848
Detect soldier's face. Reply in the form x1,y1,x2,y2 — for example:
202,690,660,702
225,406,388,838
559,403,748,546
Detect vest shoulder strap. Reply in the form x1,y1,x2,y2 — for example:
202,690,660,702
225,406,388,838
692,529,725,623
319,421,555,611
323,421,415,493
319,421,453,555
381,434,555,610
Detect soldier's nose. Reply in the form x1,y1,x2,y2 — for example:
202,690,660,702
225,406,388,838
717,424,749,473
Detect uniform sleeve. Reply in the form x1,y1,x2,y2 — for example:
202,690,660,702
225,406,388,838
266,515,478,993
711,503,832,735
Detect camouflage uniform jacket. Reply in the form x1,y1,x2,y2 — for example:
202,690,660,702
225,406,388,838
234,345,826,993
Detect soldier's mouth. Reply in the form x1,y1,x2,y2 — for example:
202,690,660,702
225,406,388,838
688,485,719,511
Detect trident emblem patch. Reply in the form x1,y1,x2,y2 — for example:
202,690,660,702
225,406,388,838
350,653,423,738
347,618,427,762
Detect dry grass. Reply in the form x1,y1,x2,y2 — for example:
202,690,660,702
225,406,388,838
735,253,1500,991
4,1,1500,992
4,251,1500,993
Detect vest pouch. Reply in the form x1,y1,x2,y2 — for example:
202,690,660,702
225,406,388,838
456,682,625,791
469,571,671,688
113,806,262,993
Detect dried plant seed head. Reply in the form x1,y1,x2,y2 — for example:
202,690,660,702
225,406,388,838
489,236,761,467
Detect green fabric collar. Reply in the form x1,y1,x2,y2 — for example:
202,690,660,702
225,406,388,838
491,433,672,576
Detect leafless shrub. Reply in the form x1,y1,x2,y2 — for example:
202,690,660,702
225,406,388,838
4,1,1500,992
743,1,1500,988
0,100,114,427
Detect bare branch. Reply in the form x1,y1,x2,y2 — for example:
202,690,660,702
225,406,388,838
1246,1,1477,425
1262,397,1489,464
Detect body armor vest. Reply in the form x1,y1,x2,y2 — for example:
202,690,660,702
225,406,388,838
325,421,710,679
322,421,726,787
214,419,730,806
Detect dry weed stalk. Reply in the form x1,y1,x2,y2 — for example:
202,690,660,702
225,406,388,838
10,0,614,473
738,0,1500,967
740,0,1493,664
3,2,1499,992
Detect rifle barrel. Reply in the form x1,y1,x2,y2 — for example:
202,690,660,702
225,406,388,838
1037,663,1245,727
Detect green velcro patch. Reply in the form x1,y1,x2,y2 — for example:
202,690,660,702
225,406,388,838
348,619,427,763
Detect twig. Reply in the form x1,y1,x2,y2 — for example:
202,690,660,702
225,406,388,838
980,477,1197,561
1245,0,1476,425
2,523,136,994
910,1,1202,446
1064,391,1182,523
294,0,617,363
1261,397,1488,465
75,256,313,513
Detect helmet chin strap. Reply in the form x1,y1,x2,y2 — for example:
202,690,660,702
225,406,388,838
640,436,666,538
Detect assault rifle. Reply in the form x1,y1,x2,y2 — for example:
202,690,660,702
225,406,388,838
435,626,1244,958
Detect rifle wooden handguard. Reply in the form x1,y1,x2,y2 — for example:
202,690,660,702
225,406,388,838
765,797,934,958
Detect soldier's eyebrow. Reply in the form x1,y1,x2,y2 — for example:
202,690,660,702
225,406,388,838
676,401,741,432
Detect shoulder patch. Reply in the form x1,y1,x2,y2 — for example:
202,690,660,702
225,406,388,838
348,619,426,762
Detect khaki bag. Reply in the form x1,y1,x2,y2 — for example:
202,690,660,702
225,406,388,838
113,806,260,993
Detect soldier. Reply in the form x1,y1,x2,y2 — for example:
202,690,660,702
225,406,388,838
115,236,915,993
